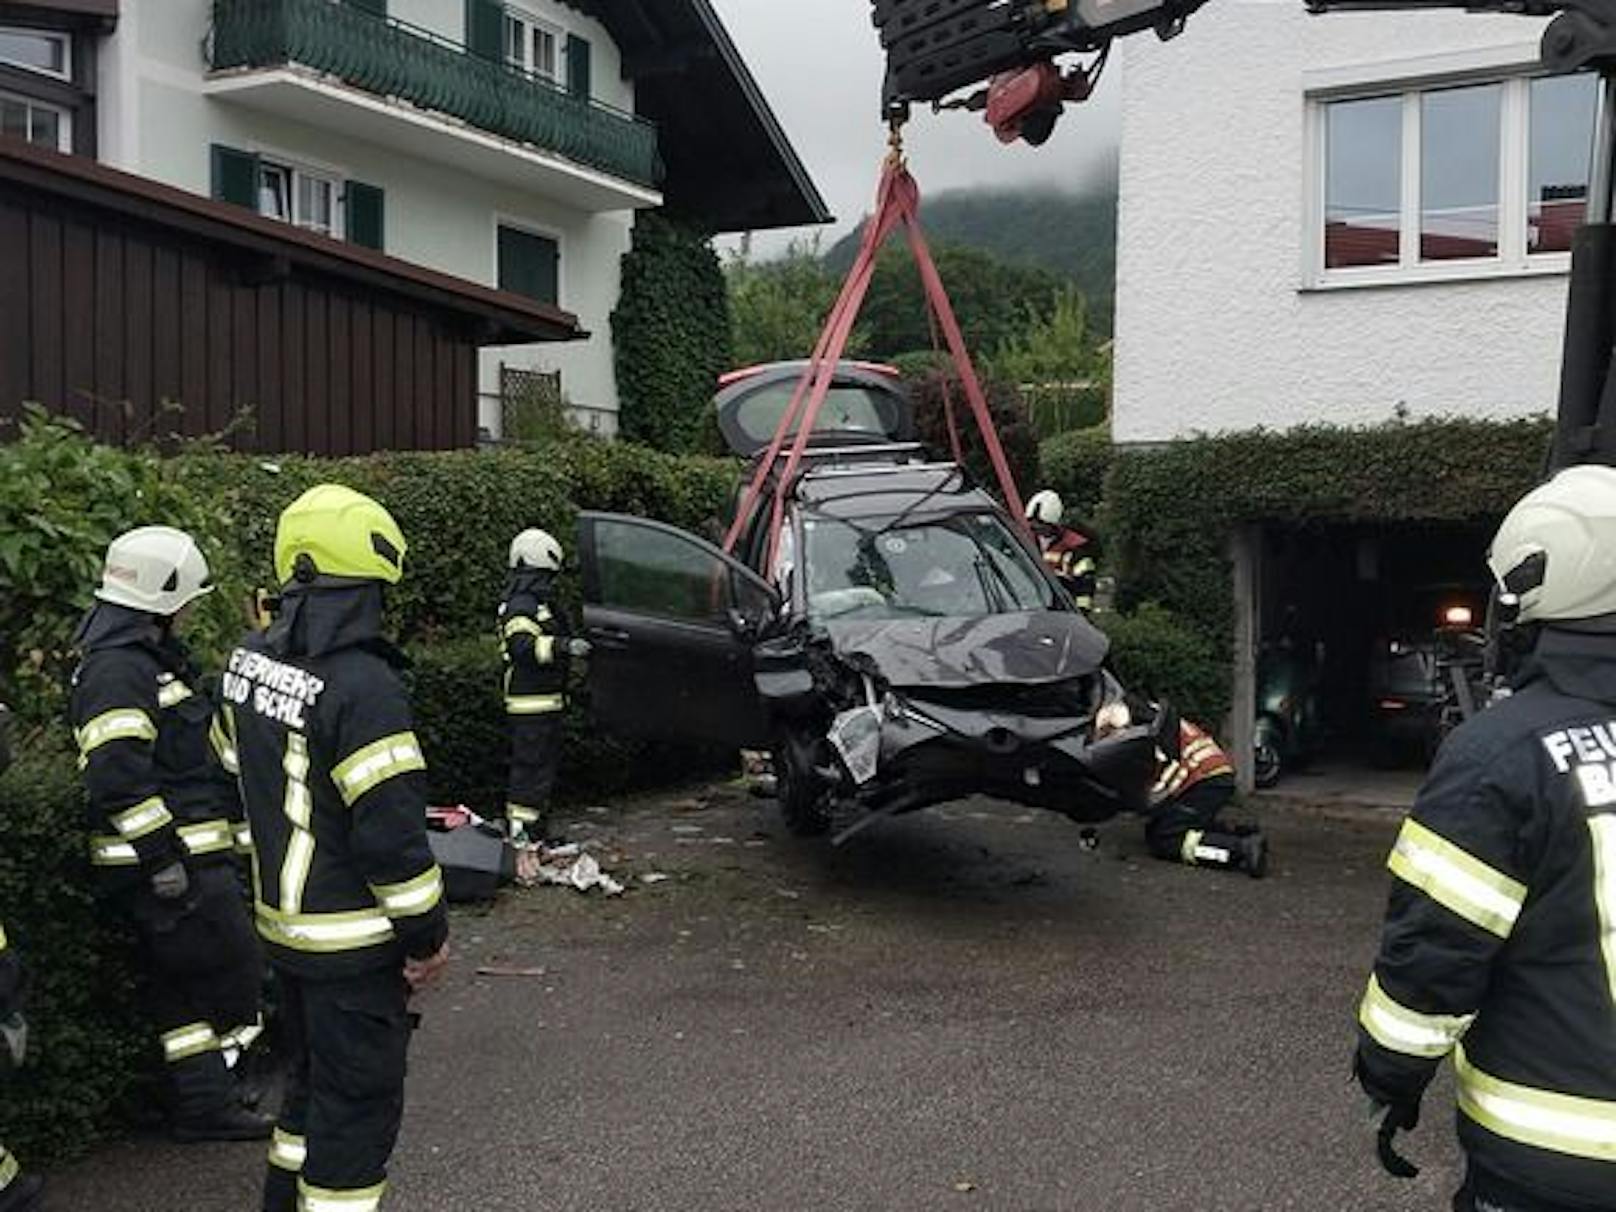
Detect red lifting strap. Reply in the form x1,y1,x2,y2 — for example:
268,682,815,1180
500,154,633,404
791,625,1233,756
722,156,1030,566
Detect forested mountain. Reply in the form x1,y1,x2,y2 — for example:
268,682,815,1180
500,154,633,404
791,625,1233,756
824,180,1119,334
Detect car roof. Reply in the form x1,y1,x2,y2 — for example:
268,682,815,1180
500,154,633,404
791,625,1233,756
793,461,1001,522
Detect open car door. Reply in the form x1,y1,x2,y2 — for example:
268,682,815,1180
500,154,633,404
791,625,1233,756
577,512,779,750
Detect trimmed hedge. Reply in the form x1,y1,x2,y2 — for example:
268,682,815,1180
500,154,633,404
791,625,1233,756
0,738,146,1164
1040,417,1555,722
1097,603,1229,725
1038,426,1112,524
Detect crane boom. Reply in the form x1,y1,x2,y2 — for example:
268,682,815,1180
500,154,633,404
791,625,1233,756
869,0,1616,469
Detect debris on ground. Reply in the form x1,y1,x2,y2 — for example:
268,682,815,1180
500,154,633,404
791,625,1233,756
475,966,548,978
515,843,626,896
641,872,674,885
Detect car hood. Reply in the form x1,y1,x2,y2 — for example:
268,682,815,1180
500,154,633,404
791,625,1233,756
823,613,1109,690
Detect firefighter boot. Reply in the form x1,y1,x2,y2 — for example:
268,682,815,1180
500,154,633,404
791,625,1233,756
1241,831,1270,880
0,1172,44,1212
1180,829,1255,874
171,1051,274,1142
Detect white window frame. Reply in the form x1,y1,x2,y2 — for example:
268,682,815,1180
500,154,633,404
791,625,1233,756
0,89,70,152
504,5,560,82
0,25,71,81
256,154,345,240
1304,54,1590,291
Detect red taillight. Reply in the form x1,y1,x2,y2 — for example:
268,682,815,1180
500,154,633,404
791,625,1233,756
1442,605,1474,627
1379,699,1407,711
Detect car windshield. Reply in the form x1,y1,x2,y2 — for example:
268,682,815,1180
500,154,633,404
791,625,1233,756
802,511,1056,622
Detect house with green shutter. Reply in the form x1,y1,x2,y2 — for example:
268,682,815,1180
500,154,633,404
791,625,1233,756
0,0,827,444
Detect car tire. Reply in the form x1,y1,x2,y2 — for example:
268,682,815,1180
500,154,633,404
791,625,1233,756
775,739,832,837
1254,739,1282,790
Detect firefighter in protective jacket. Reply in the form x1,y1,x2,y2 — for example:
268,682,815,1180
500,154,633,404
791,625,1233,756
1356,465,1616,1212
1026,490,1098,611
225,485,449,1212
499,529,587,845
1148,718,1268,878
69,527,269,1141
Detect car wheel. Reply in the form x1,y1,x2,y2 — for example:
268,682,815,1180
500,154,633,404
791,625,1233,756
1254,739,1283,789
775,739,833,837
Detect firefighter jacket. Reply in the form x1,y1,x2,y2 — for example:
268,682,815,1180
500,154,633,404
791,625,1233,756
69,605,246,894
1356,627,1616,1209
223,584,447,980
1039,527,1097,609
498,570,568,719
1151,720,1234,808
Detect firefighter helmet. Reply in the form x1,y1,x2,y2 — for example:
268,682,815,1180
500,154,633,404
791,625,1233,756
1026,490,1065,528
95,527,214,616
274,485,407,587
1488,465,1616,625
509,529,563,572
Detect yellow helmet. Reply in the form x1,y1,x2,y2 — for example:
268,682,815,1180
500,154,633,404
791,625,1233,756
274,484,407,587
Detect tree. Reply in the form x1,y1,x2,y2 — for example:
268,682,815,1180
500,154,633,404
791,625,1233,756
989,286,1098,384
725,238,867,367
860,243,1072,363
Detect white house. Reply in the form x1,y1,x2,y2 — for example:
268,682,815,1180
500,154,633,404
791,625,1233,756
1114,2,1585,445
0,0,827,440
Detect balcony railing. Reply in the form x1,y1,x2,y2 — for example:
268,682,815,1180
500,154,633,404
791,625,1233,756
208,0,661,191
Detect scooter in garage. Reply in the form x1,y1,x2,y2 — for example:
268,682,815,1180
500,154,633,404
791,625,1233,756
1253,641,1325,789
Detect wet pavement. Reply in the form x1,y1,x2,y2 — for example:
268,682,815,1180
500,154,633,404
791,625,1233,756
51,785,1460,1211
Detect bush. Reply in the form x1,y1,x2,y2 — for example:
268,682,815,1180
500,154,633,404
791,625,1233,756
908,370,1040,503
612,214,734,454
0,737,145,1164
1039,427,1113,525
408,638,733,816
1099,603,1231,725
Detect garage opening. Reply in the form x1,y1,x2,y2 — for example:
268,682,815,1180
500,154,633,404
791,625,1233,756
1254,519,1499,781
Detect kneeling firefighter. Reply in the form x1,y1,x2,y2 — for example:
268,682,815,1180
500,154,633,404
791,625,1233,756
1356,465,1616,1212
229,485,449,1212
498,529,588,846
69,527,269,1140
1147,717,1268,878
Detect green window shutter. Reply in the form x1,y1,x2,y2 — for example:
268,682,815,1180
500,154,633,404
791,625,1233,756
346,181,386,251
346,0,387,14
211,144,260,210
498,225,559,306
566,34,592,98
465,0,503,60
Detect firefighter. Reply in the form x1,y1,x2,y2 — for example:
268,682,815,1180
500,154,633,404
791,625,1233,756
1026,489,1098,611
227,485,449,1212
1148,717,1268,878
69,527,268,1142
1355,464,1616,1212
498,529,587,846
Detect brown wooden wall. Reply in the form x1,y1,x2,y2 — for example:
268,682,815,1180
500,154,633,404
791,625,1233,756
0,187,480,454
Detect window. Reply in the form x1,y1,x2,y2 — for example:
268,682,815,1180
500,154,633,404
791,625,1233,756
595,520,736,625
1313,71,1598,285
504,8,558,81
0,92,69,151
0,26,69,80
258,161,341,237
498,224,560,305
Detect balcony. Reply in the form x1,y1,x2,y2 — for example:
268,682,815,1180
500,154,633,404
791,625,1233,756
206,0,662,211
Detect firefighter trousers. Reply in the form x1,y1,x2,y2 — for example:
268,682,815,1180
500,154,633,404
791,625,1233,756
262,967,413,1212
506,712,563,834
1453,1165,1608,1212
129,864,262,1120
1145,777,1245,870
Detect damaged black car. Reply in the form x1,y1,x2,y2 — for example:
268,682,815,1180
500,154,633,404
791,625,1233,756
574,361,1170,842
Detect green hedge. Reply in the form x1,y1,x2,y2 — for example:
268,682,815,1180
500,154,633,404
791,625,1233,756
0,739,146,1165
1041,417,1554,721
1098,603,1231,725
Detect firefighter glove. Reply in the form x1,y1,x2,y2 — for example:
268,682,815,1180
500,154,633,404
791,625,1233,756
1366,1097,1421,1179
566,638,592,660
150,860,191,901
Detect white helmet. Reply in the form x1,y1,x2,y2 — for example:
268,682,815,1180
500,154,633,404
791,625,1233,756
95,526,214,616
1488,465,1616,625
1026,490,1065,528
509,528,563,572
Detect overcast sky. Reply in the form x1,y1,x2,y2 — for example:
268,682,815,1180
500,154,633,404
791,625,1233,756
707,0,1123,255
